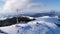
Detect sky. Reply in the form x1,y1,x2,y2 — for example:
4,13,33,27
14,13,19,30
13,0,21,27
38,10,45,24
31,0,60,11
0,0,60,15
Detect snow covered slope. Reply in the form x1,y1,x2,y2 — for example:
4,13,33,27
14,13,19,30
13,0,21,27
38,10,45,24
36,16,60,24
0,16,60,34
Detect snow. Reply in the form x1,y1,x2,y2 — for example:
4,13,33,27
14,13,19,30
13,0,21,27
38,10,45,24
22,16,34,19
0,17,7,20
36,16,60,24
0,25,17,34
0,16,13,20
28,21,57,29
0,16,60,34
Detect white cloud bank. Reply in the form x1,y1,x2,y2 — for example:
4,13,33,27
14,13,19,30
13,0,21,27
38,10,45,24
0,0,44,15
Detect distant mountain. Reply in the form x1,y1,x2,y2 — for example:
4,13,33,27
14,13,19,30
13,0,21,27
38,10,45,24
21,12,56,17
19,11,60,18
0,10,60,18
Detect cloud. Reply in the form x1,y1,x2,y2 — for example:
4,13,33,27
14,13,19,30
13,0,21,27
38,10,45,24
28,3,44,8
2,0,29,14
1,0,44,15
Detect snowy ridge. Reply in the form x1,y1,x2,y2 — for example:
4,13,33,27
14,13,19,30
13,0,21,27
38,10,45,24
22,16,34,19
0,16,60,34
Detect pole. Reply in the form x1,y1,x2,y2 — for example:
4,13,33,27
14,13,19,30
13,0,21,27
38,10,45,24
17,9,19,24
16,9,19,34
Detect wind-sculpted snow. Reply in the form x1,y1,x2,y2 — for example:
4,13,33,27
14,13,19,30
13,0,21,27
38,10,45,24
36,16,60,24
0,16,60,34
0,21,58,34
